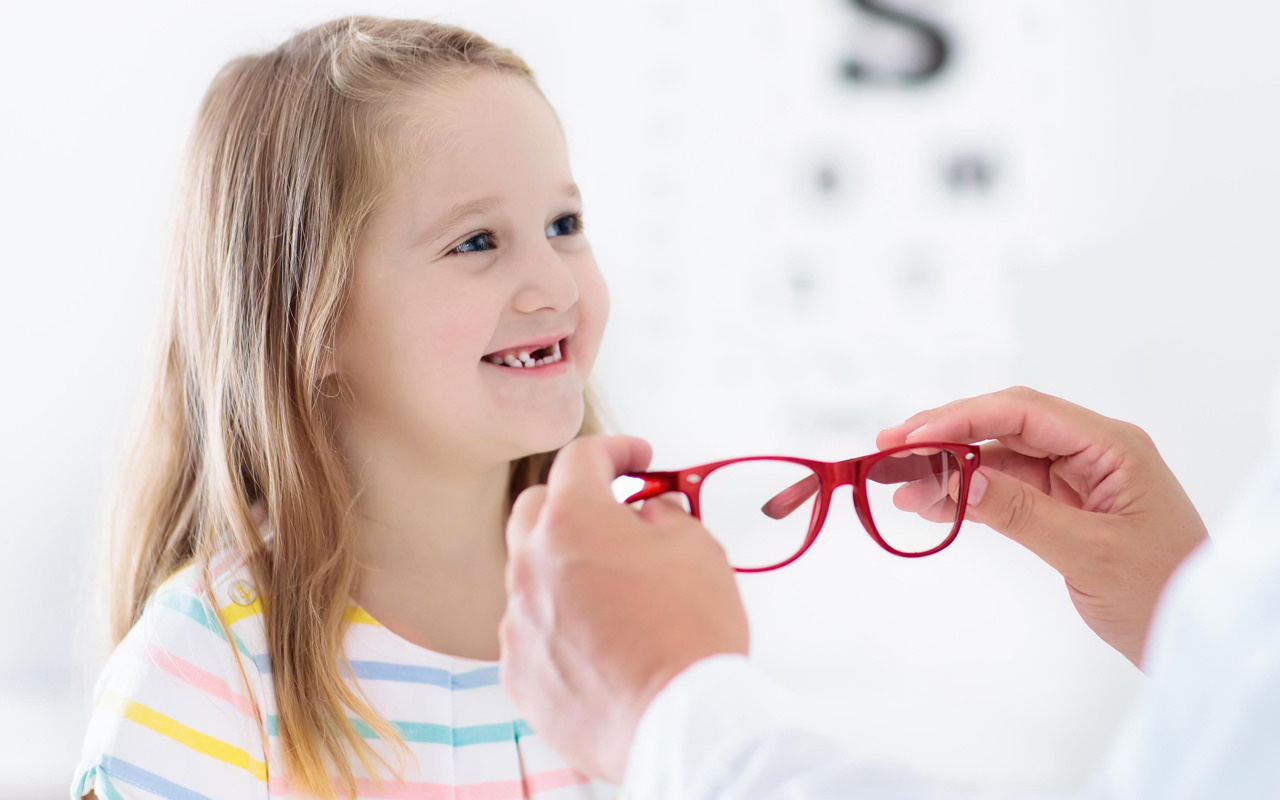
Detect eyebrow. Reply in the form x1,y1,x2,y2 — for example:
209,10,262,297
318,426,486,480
411,182,582,249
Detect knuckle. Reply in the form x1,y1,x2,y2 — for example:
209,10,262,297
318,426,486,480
1006,384,1040,401
536,498,576,541
506,553,536,596
998,485,1037,534
1124,421,1156,448
513,484,548,514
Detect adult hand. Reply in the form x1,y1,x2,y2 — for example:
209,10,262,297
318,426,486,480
878,386,1209,669
500,435,749,782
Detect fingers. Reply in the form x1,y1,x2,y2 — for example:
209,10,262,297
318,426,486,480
956,465,1092,573
506,484,548,555
638,494,690,525
546,435,654,502
877,386,1118,462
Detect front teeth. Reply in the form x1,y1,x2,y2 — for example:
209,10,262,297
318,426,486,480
488,340,563,369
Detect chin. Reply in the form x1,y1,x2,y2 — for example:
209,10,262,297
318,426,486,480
511,402,586,458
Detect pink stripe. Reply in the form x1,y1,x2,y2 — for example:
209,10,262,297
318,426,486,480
146,643,257,717
525,768,592,795
265,768,590,799
191,551,246,599
210,550,244,579
454,779,526,800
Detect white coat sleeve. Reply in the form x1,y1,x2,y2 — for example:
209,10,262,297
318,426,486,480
619,653,1099,800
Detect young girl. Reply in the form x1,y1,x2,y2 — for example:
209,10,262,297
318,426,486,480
73,15,616,800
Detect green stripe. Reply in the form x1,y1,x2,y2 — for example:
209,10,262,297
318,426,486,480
71,767,127,800
265,716,533,745
97,772,126,800
153,591,259,665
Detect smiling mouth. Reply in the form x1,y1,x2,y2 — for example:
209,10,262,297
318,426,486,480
483,338,567,369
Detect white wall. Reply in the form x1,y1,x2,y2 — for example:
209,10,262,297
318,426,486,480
2,0,1277,796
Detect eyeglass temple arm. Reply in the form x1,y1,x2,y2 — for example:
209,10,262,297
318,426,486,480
761,474,821,520
620,472,681,504
761,453,954,520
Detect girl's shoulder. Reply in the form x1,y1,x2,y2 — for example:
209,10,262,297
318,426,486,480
73,551,274,799
136,545,271,665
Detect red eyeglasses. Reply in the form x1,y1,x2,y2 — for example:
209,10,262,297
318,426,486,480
621,442,981,572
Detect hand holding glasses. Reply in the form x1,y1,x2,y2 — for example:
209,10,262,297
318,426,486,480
621,442,981,572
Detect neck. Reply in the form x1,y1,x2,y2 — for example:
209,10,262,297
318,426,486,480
333,412,519,660
354,458,510,566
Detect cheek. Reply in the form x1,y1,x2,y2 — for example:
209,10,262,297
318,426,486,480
574,262,610,370
342,277,494,405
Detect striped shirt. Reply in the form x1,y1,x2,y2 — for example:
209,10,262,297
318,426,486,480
72,551,617,800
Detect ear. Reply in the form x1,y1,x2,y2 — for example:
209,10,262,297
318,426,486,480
320,343,337,380
316,342,342,400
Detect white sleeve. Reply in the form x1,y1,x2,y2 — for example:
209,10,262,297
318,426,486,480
1103,528,1280,799
620,653,1086,800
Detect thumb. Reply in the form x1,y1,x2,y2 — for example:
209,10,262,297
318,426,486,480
638,494,691,525
506,484,548,555
956,466,1093,574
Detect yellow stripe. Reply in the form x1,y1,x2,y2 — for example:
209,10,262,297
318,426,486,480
99,691,267,781
216,601,380,627
343,605,382,626
218,598,263,626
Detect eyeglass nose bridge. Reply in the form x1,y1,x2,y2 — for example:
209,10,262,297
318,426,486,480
829,457,880,543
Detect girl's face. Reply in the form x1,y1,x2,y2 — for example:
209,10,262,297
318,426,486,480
332,71,608,469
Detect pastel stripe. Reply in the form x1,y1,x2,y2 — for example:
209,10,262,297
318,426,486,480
218,598,262,626
452,665,501,688
153,591,267,670
145,634,522,746
217,599,383,628
263,768,591,800
347,661,500,689
140,602,499,687
96,756,214,800
264,716,534,745
146,643,256,717
525,768,593,795
345,604,383,625
99,690,267,781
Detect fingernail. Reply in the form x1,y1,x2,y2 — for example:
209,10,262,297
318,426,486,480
968,470,989,506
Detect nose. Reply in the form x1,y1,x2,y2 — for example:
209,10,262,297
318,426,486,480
511,236,579,314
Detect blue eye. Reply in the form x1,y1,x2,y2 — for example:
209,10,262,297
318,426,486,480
452,232,497,254
449,213,583,256
547,213,584,238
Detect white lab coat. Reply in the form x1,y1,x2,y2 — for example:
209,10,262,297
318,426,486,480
621,472,1280,800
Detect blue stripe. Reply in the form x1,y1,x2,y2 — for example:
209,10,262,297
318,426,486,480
98,756,215,800
452,665,501,689
346,661,501,689
263,715,535,745
153,594,502,686
347,660,452,687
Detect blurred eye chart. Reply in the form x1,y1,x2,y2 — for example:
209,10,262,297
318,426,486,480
3,1,1278,795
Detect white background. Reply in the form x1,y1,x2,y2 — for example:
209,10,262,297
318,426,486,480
2,1,1278,797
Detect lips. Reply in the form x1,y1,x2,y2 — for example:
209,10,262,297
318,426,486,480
482,335,569,369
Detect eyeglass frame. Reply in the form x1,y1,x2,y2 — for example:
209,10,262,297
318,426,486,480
621,441,982,572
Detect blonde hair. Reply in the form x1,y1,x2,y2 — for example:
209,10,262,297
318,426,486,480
104,15,603,798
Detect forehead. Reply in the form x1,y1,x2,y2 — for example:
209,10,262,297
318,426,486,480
387,71,571,214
